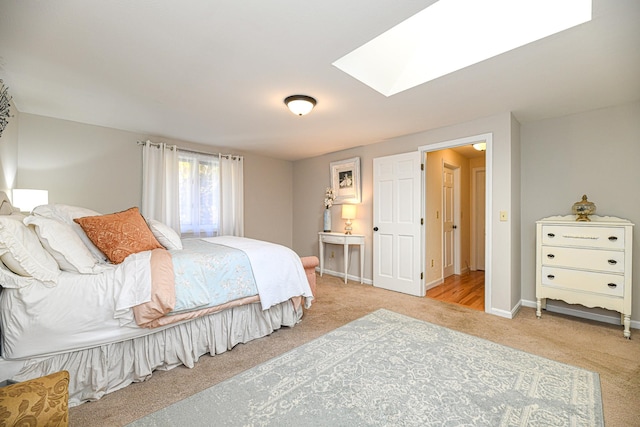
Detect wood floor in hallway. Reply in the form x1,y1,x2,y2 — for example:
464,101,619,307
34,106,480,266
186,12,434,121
426,271,485,311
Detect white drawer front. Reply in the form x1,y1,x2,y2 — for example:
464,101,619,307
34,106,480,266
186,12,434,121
321,235,345,244
541,225,625,249
541,266,624,297
541,246,625,273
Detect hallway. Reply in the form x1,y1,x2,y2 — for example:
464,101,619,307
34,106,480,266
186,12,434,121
426,271,485,311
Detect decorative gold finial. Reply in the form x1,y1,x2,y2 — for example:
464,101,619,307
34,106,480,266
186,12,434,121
572,194,596,221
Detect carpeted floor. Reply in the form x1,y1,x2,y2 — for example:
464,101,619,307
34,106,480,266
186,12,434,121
128,309,603,426
70,273,640,426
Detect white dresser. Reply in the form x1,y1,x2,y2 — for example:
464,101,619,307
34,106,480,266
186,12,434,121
536,215,634,338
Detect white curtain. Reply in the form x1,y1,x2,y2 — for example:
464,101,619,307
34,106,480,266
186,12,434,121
141,140,180,232
219,155,244,237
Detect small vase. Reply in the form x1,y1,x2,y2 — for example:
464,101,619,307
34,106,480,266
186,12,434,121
323,209,331,232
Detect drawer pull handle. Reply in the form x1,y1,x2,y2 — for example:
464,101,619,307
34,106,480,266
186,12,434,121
547,274,555,280
608,236,618,242
547,233,555,238
547,254,555,259
608,259,617,265
607,283,617,288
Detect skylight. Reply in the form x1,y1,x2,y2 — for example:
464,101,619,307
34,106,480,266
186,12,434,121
333,0,592,96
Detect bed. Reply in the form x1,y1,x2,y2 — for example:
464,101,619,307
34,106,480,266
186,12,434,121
0,193,314,406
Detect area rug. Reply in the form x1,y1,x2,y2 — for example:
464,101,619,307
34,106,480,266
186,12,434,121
128,309,603,426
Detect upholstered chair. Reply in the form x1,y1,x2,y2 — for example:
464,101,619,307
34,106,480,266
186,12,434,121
0,371,70,426
300,256,319,298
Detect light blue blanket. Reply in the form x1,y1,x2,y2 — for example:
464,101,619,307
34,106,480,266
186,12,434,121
168,239,258,315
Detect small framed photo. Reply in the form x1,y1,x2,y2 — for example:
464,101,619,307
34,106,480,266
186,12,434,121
330,157,361,204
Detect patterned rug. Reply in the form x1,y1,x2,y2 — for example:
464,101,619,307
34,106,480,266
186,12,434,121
128,309,603,426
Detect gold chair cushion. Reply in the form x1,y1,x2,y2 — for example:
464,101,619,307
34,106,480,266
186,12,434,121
0,371,69,427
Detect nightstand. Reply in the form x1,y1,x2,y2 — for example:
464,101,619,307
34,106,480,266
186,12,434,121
318,232,365,284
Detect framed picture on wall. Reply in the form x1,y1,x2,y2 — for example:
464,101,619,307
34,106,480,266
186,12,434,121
330,157,361,204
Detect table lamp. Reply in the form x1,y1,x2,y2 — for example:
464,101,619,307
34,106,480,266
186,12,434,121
341,204,356,235
12,189,48,213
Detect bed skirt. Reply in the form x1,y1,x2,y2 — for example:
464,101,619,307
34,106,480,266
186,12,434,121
9,300,302,406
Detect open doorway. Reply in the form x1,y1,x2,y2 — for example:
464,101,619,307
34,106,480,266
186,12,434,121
422,138,487,311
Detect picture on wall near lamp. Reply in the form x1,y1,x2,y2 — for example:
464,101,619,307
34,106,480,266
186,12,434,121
330,157,361,204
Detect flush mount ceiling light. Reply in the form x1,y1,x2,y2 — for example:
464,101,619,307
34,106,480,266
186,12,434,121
333,0,592,96
473,142,487,151
284,95,316,116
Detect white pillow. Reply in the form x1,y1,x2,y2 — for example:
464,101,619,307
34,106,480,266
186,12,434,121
0,261,37,289
146,219,183,250
23,215,101,274
0,215,60,284
32,204,108,262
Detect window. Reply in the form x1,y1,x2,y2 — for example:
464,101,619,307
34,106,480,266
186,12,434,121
141,141,243,237
178,151,220,237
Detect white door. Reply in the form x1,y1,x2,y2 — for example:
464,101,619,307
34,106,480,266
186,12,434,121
373,151,423,296
442,164,455,278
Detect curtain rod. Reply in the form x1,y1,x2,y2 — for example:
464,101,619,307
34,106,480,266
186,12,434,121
136,140,243,160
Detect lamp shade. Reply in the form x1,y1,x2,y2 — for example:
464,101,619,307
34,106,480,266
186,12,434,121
12,189,48,212
284,95,316,116
341,204,356,219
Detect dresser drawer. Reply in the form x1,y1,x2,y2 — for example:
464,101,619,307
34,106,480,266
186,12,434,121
541,246,625,273
541,225,624,249
541,266,624,297
321,234,345,244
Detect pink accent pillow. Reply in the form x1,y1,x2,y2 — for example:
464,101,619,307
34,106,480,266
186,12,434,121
74,207,163,264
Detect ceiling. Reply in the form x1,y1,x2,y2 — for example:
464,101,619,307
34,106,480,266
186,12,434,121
1,1,639,161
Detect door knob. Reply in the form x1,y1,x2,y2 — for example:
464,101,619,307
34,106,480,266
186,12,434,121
373,227,379,231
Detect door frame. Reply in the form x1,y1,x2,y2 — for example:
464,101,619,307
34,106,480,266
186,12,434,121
419,133,493,313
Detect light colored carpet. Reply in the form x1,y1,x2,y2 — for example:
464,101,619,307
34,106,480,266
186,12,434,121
69,274,640,426
127,309,603,426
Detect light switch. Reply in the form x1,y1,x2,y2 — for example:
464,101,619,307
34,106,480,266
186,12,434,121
500,211,508,221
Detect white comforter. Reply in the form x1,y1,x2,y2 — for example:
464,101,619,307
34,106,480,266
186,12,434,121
207,236,313,310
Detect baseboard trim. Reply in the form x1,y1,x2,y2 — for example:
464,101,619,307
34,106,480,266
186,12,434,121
521,299,639,331
489,301,520,319
316,268,372,285
424,278,442,291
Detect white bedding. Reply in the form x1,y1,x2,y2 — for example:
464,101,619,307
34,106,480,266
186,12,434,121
1,256,153,359
1,237,313,360
205,236,313,310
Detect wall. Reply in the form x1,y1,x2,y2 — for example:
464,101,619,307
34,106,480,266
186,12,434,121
520,101,640,322
17,114,143,212
243,155,293,245
293,112,520,317
15,113,295,247
0,101,19,195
